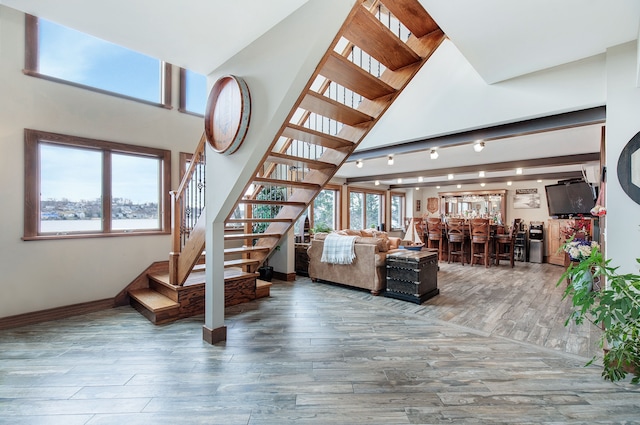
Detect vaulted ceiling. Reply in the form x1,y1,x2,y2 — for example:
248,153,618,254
3,0,639,187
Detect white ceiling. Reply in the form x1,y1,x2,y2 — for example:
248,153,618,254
3,0,638,186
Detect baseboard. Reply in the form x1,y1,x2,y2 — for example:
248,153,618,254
273,271,296,282
0,298,115,331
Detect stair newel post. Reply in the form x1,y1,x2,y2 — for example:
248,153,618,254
169,190,180,285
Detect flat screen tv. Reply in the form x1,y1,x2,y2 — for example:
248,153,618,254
545,180,596,218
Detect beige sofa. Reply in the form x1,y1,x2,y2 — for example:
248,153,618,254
307,230,401,295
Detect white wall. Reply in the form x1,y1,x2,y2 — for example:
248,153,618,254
362,39,606,149
0,6,203,317
605,41,640,274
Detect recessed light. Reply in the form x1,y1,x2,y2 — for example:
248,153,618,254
436,186,441,189
457,184,462,188
480,183,486,187
388,155,394,165
355,159,363,168
479,171,485,177
430,149,438,159
374,180,380,186
516,168,523,175
473,141,485,152
397,178,402,184
415,187,420,191
537,179,542,183
448,174,454,180
418,176,424,183
507,181,513,186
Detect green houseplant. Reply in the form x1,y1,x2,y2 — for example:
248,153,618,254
558,242,640,384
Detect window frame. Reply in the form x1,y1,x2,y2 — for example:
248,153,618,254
390,191,406,231
23,14,172,109
347,187,386,231
24,129,171,240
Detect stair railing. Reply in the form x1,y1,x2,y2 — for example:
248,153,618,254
169,132,207,285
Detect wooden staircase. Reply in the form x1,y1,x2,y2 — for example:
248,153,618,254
128,0,445,324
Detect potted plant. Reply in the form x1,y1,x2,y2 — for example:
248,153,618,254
558,241,640,384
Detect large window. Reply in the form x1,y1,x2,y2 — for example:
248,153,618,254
24,15,171,107
179,68,207,116
313,185,341,231
348,188,384,230
24,129,171,240
390,192,406,231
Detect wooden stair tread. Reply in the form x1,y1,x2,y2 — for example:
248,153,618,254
227,218,294,223
320,52,396,100
300,91,373,126
382,0,440,38
224,268,259,282
344,6,420,71
282,124,354,150
256,279,272,288
252,177,321,190
224,232,282,240
224,258,260,268
237,199,307,207
129,288,179,312
224,246,270,255
266,152,336,170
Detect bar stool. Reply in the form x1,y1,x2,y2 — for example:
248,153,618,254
494,218,521,267
446,218,466,265
426,217,444,261
469,218,491,267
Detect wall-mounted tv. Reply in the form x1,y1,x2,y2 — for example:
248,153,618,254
545,180,596,218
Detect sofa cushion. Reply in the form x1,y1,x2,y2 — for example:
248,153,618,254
355,236,388,252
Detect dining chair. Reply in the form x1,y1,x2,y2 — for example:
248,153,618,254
494,218,522,267
469,218,491,268
446,218,467,265
426,217,444,261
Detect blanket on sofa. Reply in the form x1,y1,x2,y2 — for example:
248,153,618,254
321,233,357,264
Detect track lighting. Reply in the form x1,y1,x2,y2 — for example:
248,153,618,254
355,159,363,168
473,141,485,152
387,155,394,165
430,149,438,159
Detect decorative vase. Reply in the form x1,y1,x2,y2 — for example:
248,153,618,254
571,268,593,292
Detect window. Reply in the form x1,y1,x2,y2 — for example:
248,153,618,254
312,185,341,231
348,188,384,230
179,68,207,116
390,192,406,231
24,15,171,107
24,129,171,239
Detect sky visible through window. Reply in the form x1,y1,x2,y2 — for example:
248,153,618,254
185,69,207,115
40,143,160,204
38,18,161,103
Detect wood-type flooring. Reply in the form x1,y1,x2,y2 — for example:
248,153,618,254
0,261,638,424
